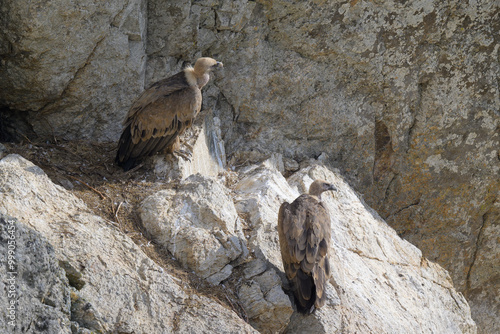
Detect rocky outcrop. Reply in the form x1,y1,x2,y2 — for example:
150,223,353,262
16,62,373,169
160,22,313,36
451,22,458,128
148,3,500,332
1,0,498,332
0,154,257,333
235,161,477,333
152,112,227,180
237,260,293,333
0,153,477,333
0,214,72,333
0,0,147,141
233,159,301,269
140,174,247,285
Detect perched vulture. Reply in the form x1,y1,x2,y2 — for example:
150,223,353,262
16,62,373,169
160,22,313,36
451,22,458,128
278,180,337,313
115,57,223,170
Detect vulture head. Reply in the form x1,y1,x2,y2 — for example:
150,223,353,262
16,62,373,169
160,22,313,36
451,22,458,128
193,57,223,75
191,57,223,89
308,180,337,199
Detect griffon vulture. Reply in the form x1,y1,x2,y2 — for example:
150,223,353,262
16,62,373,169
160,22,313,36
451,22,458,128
115,57,223,171
278,180,337,313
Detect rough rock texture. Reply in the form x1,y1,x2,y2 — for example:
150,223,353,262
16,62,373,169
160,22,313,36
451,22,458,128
1,0,498,332
140,174,246,284
0,214,72,333
233,157,300,269
234,160,476,333
0,153,478,333
0,154,257,333
287,164,476,333
144,2,499,331
466,199,500,333
0,152,479,333
153,111,227,181
0,0,147,141
237,260,293,333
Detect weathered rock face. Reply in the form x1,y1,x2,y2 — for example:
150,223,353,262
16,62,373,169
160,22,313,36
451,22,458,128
0,214,72,333
234,161,477,333
152,111,227,180
0,153,477,333
233,159,300,269
143,2,499,331
0,0,147,141
0,154,258,333
237,260,293,333
1,0,498,332
140,174,246,284
287,164,477,333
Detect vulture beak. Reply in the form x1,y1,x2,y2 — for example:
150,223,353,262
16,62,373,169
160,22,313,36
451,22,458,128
327,183,337,191
213,61,223,69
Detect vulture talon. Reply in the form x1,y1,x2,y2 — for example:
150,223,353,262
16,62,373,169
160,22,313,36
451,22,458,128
174,149,192,162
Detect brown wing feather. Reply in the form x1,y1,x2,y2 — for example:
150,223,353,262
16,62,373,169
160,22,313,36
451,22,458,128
124,72,191,124
311,202,331,308
278,195,331,313
278,202,297,280
116,71,202,170
128,86,200,145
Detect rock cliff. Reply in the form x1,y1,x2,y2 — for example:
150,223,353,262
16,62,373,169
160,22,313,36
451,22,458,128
0,153,476,333
0,0,498,332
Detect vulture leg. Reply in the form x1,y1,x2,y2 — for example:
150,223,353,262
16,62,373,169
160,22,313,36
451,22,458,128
165,137,192,161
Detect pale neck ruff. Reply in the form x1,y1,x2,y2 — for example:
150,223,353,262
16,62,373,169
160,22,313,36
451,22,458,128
184,67,210,89
197,73,210,89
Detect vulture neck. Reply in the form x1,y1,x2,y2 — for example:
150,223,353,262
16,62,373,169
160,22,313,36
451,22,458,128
309,194,322,201
196,73,210,89
309,185,327,201
185,67,210,89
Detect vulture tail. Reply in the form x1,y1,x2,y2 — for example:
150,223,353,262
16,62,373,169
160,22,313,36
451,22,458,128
115,124,137,171
294,269,316,314
117,157,137,172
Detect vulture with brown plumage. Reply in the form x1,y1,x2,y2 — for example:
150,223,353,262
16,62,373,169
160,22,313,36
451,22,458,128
278,180,336,313
115,57,223,171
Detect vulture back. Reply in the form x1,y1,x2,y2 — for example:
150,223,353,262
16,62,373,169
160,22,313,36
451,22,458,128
278,194,332,313
115,71,197,170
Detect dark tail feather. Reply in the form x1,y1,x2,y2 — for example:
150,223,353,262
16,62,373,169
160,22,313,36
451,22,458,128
294,270,316,314
116,125,138,171
117,158,137,171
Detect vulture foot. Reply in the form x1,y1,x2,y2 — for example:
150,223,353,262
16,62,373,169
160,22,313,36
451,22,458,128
174,149,192,162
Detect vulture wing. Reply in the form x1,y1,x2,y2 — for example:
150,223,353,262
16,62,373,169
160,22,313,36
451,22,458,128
115,71,202,170
278,195,331,312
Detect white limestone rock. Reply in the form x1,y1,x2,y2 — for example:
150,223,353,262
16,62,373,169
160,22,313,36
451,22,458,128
140,173,247,283
233,161,299,269
0,154,256,333
238,261,293,334
284,163,477,334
